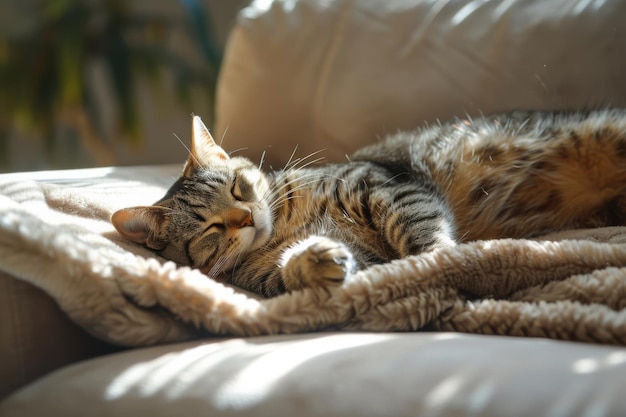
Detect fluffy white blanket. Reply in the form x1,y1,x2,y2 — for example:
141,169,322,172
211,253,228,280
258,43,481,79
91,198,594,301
1,166,625,346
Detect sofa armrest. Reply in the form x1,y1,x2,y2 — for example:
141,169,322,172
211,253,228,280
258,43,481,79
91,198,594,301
0,271,118,400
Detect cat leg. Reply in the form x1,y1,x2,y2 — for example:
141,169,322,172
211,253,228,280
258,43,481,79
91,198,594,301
450,123,626,239
370,185,457,257
228,236,355,297
279,236,356,291
396,215,457,256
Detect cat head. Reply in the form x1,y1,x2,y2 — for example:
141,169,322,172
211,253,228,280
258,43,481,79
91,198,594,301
111,116,273,276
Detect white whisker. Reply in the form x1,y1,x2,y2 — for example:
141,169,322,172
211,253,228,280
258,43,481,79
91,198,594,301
283,146,299,170
207,254,231,279
173,132,198,166
229,147,248,156
219,124,230,146
285,150,327,171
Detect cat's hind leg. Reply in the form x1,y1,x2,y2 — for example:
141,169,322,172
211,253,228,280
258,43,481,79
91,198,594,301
450,114,626,240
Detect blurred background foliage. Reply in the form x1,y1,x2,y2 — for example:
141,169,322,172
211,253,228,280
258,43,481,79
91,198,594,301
0,0,226,170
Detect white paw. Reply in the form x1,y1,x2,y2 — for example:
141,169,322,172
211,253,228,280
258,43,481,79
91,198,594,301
280,236,355,291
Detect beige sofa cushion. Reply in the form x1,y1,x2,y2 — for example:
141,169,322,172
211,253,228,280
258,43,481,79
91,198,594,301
2,332,626,417
216,0,626,167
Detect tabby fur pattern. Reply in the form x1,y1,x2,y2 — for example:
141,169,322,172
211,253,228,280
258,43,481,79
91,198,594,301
112,109,626,297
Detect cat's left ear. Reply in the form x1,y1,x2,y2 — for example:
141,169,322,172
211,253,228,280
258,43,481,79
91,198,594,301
111,206,169,250
186,115,229,172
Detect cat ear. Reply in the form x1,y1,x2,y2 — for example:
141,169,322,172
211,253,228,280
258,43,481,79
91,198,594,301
188,115,229,169
111,206,169,250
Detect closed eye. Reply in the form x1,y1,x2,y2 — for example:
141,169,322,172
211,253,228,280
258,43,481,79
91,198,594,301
231,177,244,201
191,212,206,222
207,223,225,235
191,212,224,235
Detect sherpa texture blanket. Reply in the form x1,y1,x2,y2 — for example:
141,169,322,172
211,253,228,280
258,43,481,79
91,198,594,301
1,165,626,347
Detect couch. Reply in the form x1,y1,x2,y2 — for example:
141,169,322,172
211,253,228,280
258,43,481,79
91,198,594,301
2,1,626,416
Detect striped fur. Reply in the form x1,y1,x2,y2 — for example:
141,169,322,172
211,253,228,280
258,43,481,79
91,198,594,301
112,109,626,297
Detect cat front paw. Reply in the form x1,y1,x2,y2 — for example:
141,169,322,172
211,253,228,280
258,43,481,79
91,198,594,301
280,236,356,291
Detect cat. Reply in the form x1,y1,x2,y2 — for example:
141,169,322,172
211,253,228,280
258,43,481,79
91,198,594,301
112,109,626,297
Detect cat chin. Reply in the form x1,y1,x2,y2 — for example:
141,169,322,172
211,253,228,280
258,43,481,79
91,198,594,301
247,207,273,250
245,224,272,252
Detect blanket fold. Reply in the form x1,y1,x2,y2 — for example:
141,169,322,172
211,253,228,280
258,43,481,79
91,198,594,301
1,168,625,347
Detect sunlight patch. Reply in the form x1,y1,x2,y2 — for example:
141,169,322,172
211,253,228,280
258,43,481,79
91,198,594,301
213,334,391,410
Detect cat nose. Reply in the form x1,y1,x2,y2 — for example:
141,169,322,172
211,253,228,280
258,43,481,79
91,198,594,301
226,207,254,228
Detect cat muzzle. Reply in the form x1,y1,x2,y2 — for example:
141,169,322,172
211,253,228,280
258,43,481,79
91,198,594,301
225,207,254,229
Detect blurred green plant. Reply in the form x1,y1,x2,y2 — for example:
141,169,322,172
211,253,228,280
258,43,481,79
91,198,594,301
0,0,221,166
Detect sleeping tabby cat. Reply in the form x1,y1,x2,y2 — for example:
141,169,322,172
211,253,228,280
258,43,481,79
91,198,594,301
112,109,626,297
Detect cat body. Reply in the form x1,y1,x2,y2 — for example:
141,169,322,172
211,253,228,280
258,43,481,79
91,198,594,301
112,109,626,297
